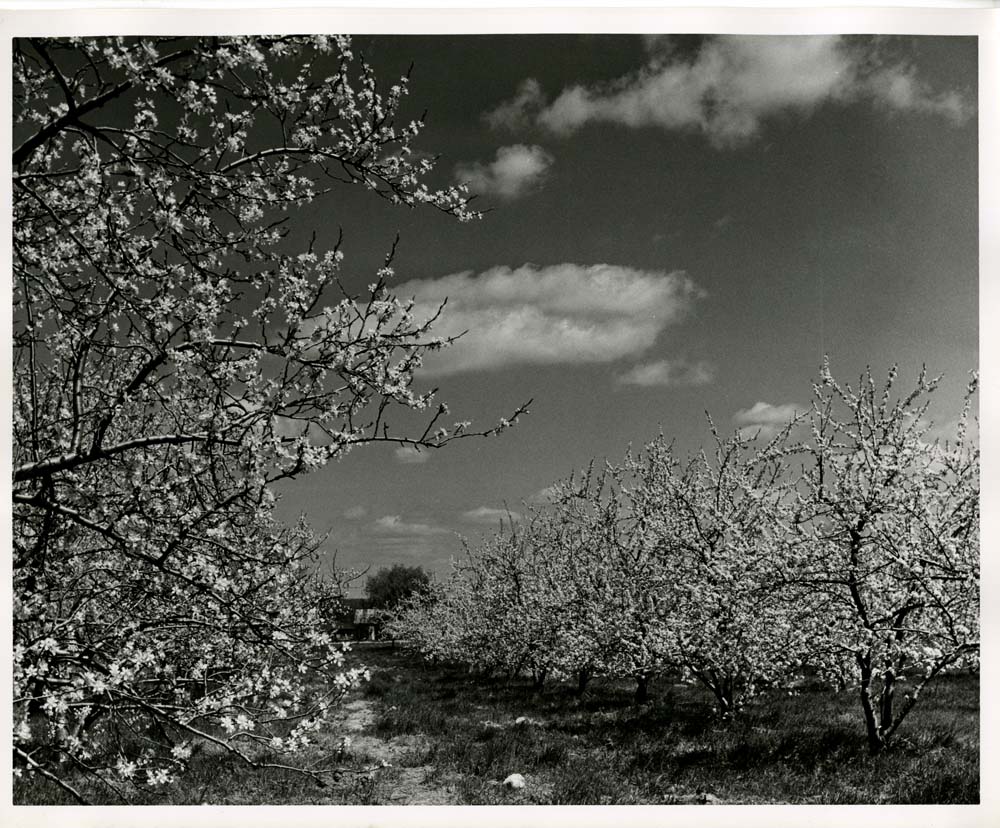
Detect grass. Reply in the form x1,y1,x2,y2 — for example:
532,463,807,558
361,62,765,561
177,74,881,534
353,646,978,805
14,643,979,805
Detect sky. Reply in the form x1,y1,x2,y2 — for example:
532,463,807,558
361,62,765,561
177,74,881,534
270,34,979,587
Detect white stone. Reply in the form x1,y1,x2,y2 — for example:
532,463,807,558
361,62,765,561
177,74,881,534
502,773,526,789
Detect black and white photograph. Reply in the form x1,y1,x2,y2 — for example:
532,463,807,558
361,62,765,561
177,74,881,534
6,2,996,822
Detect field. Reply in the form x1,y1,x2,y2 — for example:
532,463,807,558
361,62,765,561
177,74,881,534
15,642,979,806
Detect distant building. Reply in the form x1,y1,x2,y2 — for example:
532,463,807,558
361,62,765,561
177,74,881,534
331,597,384,640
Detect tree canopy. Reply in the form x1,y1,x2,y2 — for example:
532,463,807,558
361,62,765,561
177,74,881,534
365,564,432,610
12,35,525,802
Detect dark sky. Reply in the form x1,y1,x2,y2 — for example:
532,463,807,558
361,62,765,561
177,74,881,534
272,34,978,587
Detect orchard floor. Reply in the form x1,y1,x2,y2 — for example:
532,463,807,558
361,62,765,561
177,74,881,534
16,643,979,805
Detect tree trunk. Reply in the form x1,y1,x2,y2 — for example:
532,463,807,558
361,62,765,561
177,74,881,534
879,667,895,735
634,673,651,704
857,652,885,754
713,684,733,717
532,667,547,691
576,669,591,698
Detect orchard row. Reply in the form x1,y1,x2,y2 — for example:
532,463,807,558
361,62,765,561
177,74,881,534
388,363,979,754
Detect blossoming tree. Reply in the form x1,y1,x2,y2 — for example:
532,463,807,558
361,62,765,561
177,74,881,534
12,35,525,801
627,427,807,714
792,362,979,753
543,464,675,702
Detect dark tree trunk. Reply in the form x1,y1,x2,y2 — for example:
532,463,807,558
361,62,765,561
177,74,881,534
857,652,885,754
532,667,548,691
576,669,592,698
634,673,651,704
879,667,896,735
706,669,734,717
712,684,733,717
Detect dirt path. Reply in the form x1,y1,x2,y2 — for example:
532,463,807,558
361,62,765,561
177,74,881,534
334,695,464,805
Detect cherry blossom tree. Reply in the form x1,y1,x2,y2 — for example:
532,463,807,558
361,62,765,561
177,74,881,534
382,575,474,664
390,463,678,702
791,362,979,753
386,498,596,689
13,35,525,801
385,547,537,681
628,427,807,715
539,464,674,702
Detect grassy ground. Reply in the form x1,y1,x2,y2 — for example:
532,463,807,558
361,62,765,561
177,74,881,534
14,643,979,805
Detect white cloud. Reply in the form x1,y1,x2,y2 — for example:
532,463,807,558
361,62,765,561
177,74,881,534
618,358,714,387
461,506,521,525
484,78,545,130
527,485,560,504
921,415,980,447
344,505,367,520
733,401,804,439
489,36,972,147
396,262,704,376
373,515,452,537
394,445,431,465
864,64,970,125
454,144,554,201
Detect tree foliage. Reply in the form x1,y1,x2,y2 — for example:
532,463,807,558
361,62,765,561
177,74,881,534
626,425,807,712
12,35,525,801
365,564,431,610
791,362,979,753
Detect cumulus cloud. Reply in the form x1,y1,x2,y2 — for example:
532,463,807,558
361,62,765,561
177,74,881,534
454,144,554,201
618,358,715,387
373,515,452,537
461,506,522,525
487,36,972,146
733,401,804,439
394,445,431,465
396,263,704,376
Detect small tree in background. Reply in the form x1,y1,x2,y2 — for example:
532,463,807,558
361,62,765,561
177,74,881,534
365,565,432,610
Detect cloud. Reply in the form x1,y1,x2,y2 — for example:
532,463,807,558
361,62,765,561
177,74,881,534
489,36,972,146
344,505,367,520
920,414,980,447
484,78,546,130
863,63,970,124
373,515,452,537
455,144,554,201
733,401,804,439
527,485,560,504
394,445,431,465
461,506,522,525
396,263,704,375
618,358,715,387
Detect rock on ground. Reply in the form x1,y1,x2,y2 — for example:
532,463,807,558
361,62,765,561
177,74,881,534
502,773,526,789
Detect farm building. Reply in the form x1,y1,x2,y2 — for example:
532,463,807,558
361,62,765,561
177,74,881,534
331,597,384,641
